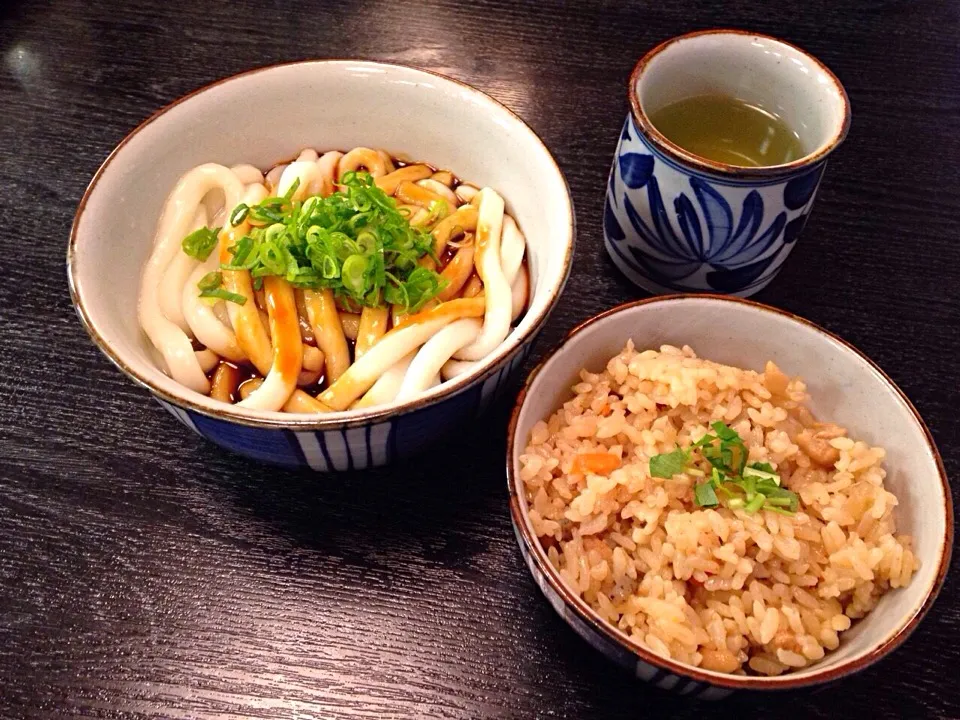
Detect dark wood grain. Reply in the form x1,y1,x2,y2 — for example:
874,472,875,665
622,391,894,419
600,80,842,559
2,0,959,717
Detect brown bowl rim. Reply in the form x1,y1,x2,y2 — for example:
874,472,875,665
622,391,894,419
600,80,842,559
66,58,576,430
506,293,952,689
627,29,852,178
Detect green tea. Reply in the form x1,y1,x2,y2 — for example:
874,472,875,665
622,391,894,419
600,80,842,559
649,95,805,167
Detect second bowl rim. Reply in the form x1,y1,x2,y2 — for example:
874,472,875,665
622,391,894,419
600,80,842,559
506,293,952,689
66,58,576,430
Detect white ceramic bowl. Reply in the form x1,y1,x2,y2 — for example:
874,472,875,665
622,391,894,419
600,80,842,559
508,295,951,697
68,61,574,470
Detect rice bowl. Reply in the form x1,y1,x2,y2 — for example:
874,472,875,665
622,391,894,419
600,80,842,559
507,295,951,695
520,342,916,676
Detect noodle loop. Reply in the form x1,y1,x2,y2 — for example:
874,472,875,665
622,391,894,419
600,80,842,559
137,148,529,413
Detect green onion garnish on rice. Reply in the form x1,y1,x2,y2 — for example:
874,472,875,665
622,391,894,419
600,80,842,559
648,421,799,515
743,463,780,485
694,482,719,508
648,447,690,478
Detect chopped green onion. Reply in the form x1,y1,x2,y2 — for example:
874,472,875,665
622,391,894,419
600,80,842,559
694,482,719,508
755,483,780,499
384,266,447,313
202,171,445,311
197,271,223,292
356,230,377,255
199,287,247,305
230,204,249,226
182,226,220,260
260,239,287,275
711,466,724,486
754,477,780,493
765,497,795,507
254,206,284,223
760,487,799,512
649,448,690,479
227,235,256,267
695,421,749,474
320,255,339,280
745,494,766,514
711,421,740,441
283,177,301,200
341,255,368,295
654,424,799,515
744,465,780,485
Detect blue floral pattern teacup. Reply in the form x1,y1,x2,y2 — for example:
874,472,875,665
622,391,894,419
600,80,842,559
604,31,850,297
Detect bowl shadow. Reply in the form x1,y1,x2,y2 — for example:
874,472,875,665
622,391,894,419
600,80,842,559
194,388,521,575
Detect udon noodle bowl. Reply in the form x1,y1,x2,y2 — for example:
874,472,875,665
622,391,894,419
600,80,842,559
137,147,529,414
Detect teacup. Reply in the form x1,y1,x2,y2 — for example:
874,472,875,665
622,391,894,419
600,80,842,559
603,30,850,296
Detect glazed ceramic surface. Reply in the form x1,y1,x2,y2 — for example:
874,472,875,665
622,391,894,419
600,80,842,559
604,32,849,296
508,296,951,696
69,61,574,469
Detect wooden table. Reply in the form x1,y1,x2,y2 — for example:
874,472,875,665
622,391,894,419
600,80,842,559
2,1,958,717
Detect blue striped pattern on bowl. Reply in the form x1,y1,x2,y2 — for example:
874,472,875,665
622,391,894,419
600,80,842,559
156,343,533,470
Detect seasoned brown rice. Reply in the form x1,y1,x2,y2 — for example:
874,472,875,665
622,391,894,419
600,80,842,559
520,343,917,676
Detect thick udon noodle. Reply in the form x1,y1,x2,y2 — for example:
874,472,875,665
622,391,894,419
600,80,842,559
137,147,530,414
